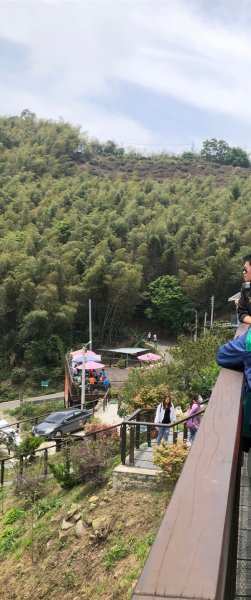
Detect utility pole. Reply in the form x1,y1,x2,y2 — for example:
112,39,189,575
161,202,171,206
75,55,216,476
81,340,91,410
210,295,215,328
89,299,92,351
203,312,207,336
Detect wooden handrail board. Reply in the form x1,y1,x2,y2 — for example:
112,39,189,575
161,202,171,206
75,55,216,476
132,367,243,600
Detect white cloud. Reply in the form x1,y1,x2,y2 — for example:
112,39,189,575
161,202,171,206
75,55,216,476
1,1,251,148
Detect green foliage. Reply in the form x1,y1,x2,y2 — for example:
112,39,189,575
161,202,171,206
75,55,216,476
148,275,193,334
133,384,172,409
104,541,130,569
10,399,64,420
35,496,63,518
49,437,115,489
49,454,75,490
0,113,248,376
15,434,43,457
11,367,26,385
190,363,220,397
153,441,189,483
121,332,224,414
201,138,250,167
0,526,22,556
3,508,25,525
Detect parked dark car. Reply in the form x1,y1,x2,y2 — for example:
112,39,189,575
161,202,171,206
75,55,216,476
32,409,93,438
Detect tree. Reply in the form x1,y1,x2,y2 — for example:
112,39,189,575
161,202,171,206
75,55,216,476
201,138,250,167
147,275,193,334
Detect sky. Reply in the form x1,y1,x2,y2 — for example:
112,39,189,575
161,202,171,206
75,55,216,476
1,0,251,153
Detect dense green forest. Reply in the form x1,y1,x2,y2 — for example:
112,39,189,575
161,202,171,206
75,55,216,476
0,111,250,382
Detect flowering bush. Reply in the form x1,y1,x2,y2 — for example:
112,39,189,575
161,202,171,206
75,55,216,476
133,384,174,409
153,441,189,484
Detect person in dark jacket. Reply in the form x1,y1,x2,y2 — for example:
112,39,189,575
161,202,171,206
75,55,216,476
238,254,251,324
217,255,251,388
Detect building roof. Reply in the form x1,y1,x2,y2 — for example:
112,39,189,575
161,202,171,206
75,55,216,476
99,347,148,356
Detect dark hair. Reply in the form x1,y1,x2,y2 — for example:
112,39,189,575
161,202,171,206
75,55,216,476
243,254,251,264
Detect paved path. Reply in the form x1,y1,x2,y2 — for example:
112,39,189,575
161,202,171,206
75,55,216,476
0,391,64,413
96,400,121,425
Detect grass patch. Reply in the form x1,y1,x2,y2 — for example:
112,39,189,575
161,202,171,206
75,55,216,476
0,525,23,557
103,540,130,569
3,507,25,525
35,496,63,519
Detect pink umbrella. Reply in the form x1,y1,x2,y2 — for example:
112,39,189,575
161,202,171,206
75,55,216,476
137,353,161,362
77,360,105,370
71,349,101,362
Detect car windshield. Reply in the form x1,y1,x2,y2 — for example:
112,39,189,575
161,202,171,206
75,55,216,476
45,412,70,424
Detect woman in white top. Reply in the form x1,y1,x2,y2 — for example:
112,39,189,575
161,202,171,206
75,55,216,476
155,391,176,445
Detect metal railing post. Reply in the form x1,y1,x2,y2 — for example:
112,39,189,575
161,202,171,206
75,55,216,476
0,460,4,486
136,413,140,449
120,423,127,465
147,425,151,448
44,448,48,477
129,425,135,465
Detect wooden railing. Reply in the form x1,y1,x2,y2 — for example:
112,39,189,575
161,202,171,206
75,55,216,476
132,325,246,600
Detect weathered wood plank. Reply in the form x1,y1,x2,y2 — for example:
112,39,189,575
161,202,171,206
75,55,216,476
132,367,243,600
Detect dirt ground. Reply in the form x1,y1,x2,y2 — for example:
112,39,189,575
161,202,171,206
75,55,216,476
0,478,170,600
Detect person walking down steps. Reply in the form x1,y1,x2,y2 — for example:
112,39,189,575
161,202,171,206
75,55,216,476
155,391,176,445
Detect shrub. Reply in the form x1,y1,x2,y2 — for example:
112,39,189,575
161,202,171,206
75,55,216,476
133,384,174,410
104,541,130,569
116,358,126,368
49,461,76,489
0,526,22,556
15,435,43,458
153,441,189,484
35,496,63,518
11,367,27,385
3,508,25,525
85,420,119,440
49,437,113,489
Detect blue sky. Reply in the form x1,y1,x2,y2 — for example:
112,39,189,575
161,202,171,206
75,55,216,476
1,0,251,153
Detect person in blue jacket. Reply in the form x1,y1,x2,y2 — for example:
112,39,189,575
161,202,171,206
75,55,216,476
216,255,251,388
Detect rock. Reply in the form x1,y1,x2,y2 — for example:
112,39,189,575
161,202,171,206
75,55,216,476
75,520,85,538
46,539,53,550
59,528,74,540
99,501,107,507
88,503,96,511
89,495,99,504
73,512,82,522
84,514,93,527
92,516,113,539
67,503,81,519
61,518,74,530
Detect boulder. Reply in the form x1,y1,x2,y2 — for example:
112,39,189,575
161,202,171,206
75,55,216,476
67,503,81,519
61,518,74,530
73,512,82,523
89,495,99,504
92,516,113,539
75,520,85,538
59,528,74,540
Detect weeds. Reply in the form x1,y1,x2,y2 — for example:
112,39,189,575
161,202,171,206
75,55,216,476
104,541,130,569
3,508,25,525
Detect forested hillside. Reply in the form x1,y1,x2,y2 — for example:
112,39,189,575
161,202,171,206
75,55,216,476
0,112,250,378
